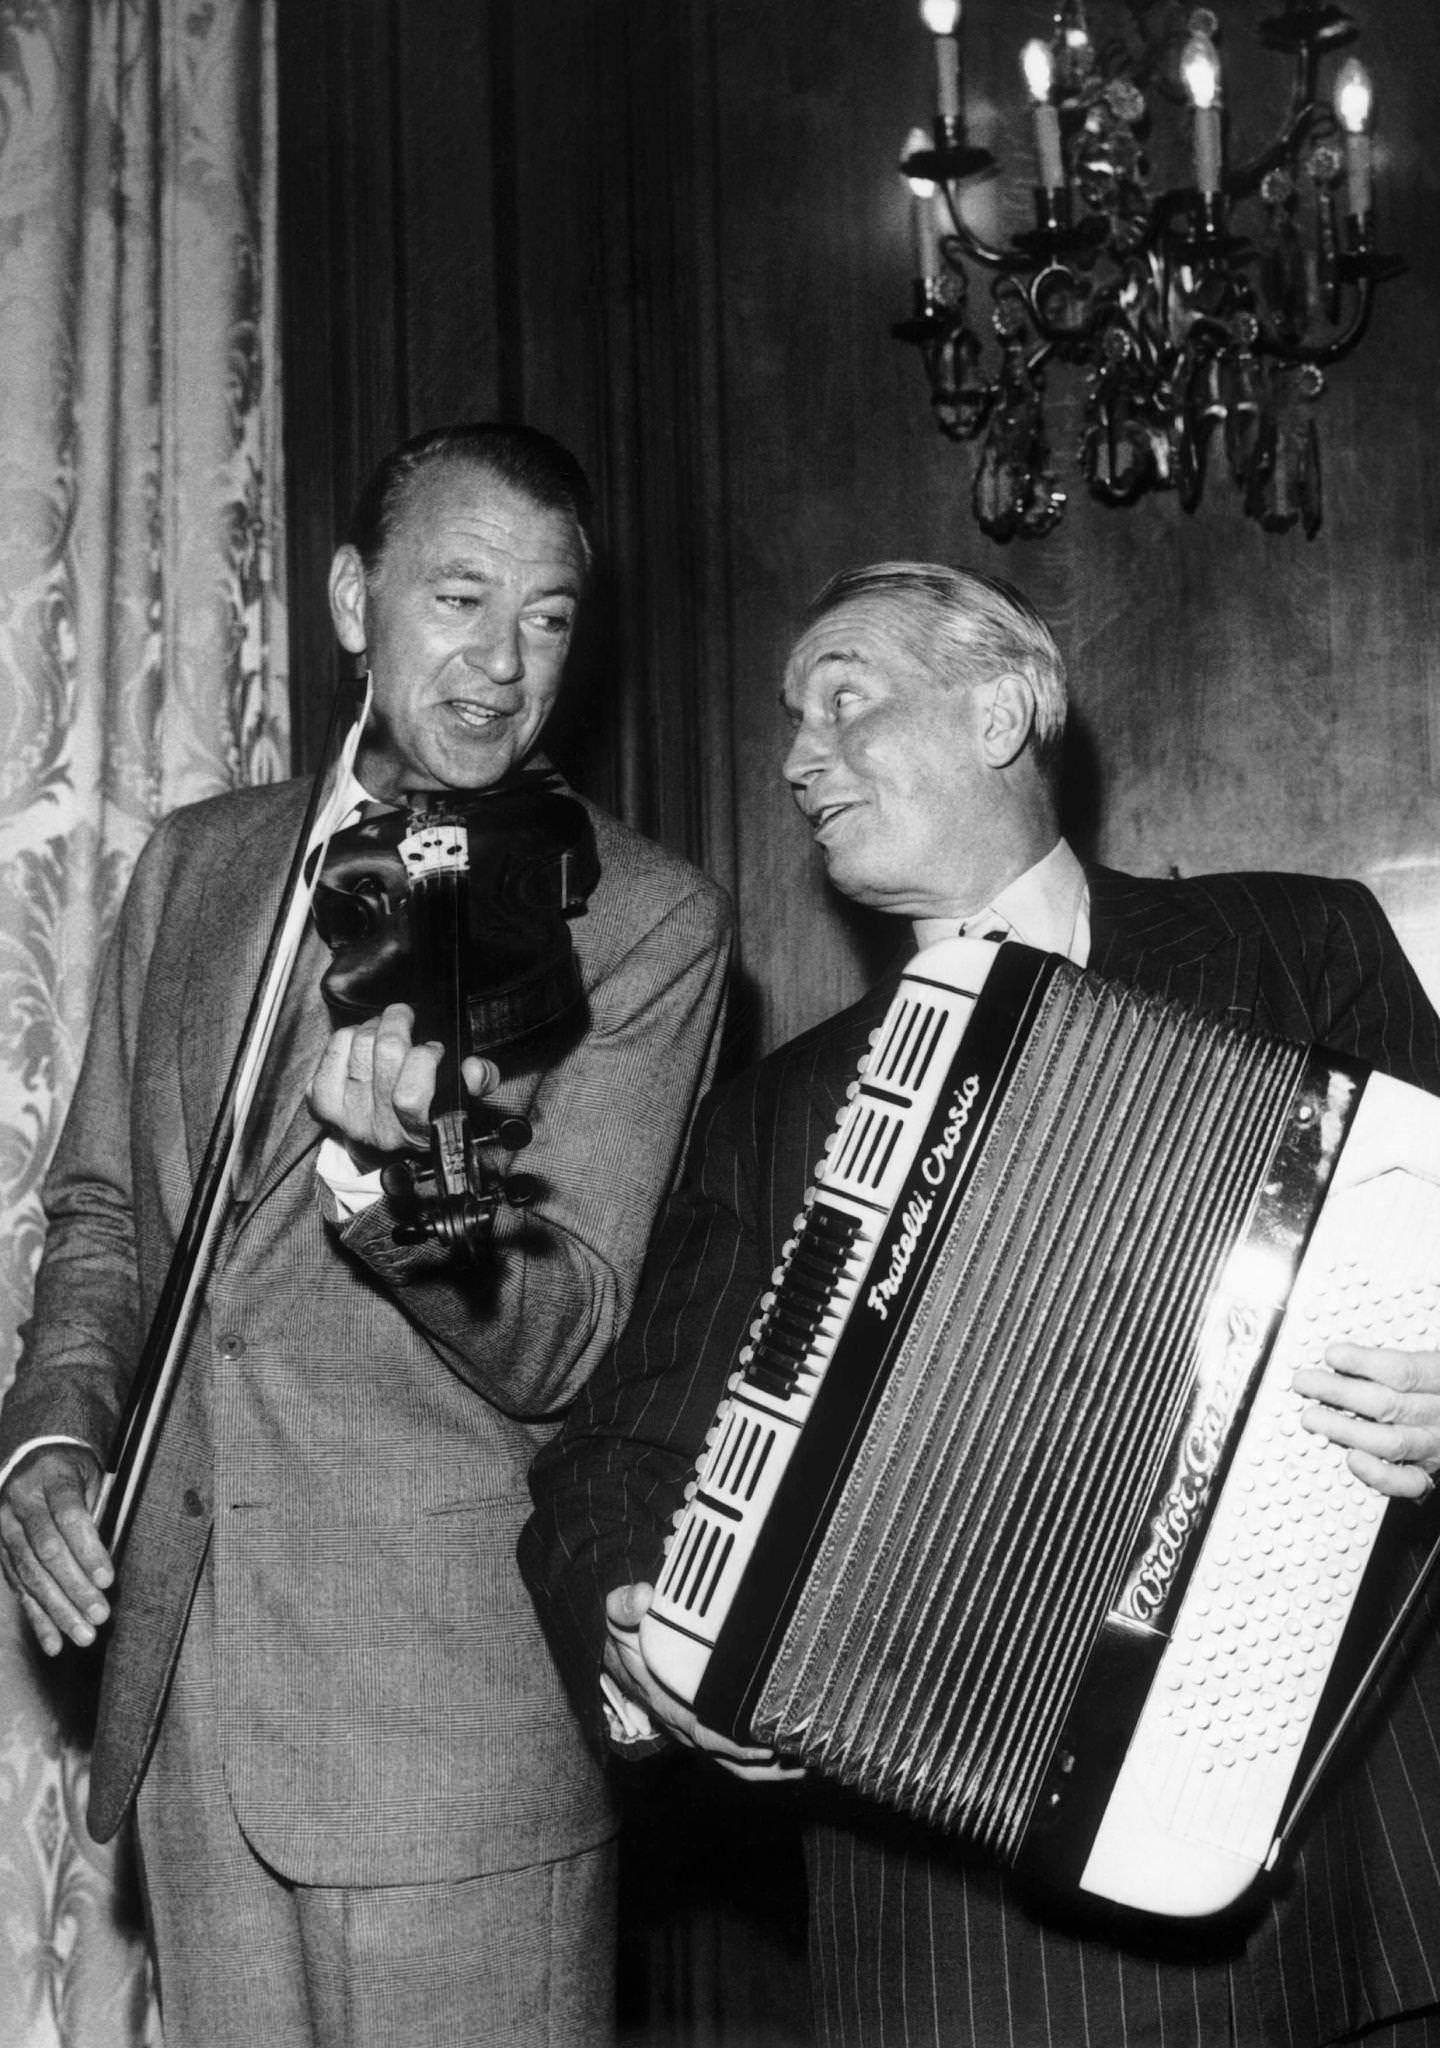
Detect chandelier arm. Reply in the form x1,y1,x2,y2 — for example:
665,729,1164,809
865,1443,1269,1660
1225,99,1336,203
1294,29,1322,117
935,176,1042,274
1253,275,1376,366
940,220,1035,275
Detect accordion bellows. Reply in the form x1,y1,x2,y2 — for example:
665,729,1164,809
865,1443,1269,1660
640,938,1440,1919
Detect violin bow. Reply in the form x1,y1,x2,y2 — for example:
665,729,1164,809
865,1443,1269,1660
95,676,373,1558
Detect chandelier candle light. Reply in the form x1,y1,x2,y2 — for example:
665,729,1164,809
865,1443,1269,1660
894,1,1400,541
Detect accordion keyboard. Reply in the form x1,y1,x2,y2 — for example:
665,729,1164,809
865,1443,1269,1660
645,941,998,1701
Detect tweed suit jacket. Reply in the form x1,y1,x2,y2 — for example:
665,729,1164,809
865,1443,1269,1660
1,770,732,1884
521,863,1440,2045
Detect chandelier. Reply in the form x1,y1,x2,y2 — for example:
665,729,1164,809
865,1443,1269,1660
893,1,1401,541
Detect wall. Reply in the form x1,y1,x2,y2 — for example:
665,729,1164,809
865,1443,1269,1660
600,0,1440,1053
283,0,1438,1059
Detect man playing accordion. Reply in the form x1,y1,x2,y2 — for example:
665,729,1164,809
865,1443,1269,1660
523,563,1440,2048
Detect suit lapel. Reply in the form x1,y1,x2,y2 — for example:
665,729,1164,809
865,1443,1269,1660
230,918,332,1206
178,783,324,1201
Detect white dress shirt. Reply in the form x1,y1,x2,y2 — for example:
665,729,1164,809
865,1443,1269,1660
311,765,388,1216
912,837,1090,968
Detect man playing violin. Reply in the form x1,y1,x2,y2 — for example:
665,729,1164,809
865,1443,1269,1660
0,424,733,2048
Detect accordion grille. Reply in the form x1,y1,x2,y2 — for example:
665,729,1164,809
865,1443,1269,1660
751,969,1308,1856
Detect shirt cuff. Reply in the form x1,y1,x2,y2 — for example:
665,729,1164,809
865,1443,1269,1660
316,1136,384,1219
601,1672,658,1747
0,1435,94,1495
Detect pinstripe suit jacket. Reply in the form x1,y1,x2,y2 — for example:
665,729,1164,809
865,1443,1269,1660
1,771,732,1884
521,864,1440,2044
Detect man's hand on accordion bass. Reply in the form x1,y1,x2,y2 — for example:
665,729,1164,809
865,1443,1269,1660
1295,1342,1440,1501
604,1583,808,1783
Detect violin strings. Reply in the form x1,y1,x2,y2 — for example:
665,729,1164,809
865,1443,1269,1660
449,861,466,1114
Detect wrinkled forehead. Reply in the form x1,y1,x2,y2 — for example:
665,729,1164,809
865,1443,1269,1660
383,461,588,581
782,593,948,702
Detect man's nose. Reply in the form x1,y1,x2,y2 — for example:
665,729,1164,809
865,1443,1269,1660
783,722,827,788
467,613,524,685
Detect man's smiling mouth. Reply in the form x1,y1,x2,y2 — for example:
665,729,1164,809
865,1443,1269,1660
449,702,506,729
808,801,855,836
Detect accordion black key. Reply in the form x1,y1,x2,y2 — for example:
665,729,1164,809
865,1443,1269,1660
639,939,1440,1918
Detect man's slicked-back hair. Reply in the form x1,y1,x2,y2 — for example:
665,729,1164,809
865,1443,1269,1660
345,421,596,579
805,561,1068,781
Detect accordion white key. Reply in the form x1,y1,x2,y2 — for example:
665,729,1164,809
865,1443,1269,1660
639,938,1440,1919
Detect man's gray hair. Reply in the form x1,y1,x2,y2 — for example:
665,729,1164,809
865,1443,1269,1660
805,562,1068,779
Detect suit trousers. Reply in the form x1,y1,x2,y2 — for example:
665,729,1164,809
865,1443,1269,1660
805,1820,1440,2048
134,1551,617,2048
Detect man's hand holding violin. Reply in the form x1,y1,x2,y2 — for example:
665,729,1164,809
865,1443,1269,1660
309,1000,500,1158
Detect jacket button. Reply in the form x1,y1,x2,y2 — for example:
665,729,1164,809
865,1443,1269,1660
182,1488,205,1518
218,1333,245,1360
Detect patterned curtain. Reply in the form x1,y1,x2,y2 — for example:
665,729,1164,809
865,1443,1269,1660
0,3,285,2041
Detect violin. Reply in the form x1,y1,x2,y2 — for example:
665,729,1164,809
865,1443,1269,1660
312,773,600,1257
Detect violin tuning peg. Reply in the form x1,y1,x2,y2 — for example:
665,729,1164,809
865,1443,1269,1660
470,1108,534,1151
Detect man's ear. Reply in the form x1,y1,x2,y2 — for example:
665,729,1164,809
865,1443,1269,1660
328,544,369,657
978,670,1036,769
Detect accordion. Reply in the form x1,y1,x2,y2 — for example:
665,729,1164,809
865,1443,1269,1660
639,938,1440,1920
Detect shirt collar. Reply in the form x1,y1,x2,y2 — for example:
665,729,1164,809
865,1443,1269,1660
335,764,371,827
912,838,1090,966
338,750,563,827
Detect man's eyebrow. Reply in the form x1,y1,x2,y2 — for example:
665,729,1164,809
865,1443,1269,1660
778,647,862,714
427,559,498,584
426,560,581,599
782,648,862,691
